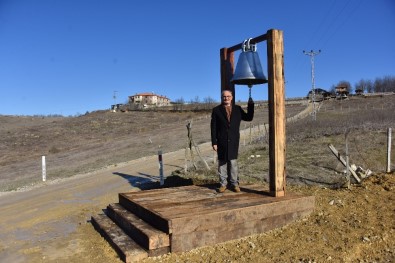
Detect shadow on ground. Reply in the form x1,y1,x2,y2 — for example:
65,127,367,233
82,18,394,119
112,172,198,190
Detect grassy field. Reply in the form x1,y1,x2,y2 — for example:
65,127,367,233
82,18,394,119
0,95,394,192
1,95,394,263
177,95,395,189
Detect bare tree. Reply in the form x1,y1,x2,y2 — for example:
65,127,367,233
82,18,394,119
173,97,185,111
189,96,200,104
355,79,373,94
329,84,337,95
359,75,395,93
334,75,395,95
202,96,216,110
366,79,374,93
376,75,395,92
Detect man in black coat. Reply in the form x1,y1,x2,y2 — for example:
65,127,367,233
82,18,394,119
211,89,254,193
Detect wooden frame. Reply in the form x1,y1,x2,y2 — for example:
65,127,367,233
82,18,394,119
220,29,285,197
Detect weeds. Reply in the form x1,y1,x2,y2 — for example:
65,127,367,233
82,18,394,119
1,96,394,191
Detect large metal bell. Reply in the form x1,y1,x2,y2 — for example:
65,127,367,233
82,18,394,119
231,39,267,86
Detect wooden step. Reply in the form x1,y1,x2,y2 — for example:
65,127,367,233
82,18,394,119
118,184,315,252
91,214,148,263
106,203,170,256
119,193,171,234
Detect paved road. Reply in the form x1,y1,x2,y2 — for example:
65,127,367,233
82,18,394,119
0,142,214,262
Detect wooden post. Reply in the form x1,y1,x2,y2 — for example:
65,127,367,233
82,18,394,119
387,128,392,173
158,150,164,186
220,48,235,102
249,123,252,144
267,29,286,197
186,122,197,170
345,129,351,188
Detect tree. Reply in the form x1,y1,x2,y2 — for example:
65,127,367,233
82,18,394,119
376,75,395,92
202,96,216,110
334,75,395,95
355,79,373,93
329,84,337,95
173,97,185,111
366,79,374,93
189,96,200,104
374,77,385,92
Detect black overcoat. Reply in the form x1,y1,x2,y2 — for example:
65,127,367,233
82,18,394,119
210,103,254,161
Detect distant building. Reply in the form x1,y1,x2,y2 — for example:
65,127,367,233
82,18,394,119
335,85,349,99
128,92,171,107
306,88,331,102
355,88,364,96
335,85,349,95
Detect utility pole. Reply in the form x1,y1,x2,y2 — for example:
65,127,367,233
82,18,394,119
303,49,321,121
113,90,118,105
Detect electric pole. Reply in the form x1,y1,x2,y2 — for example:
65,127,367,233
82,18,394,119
113,90,118,105
303,49,321,121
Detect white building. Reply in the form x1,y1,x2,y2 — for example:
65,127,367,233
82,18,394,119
128,92,171,107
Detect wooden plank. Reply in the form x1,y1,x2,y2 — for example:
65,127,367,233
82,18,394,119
120,185,223,215
121,185,214,204
163,194,311,220
121,185,307,220
119,185,314,237
328,144,361,183
106,203,170,251
119,193,172,234
121,184,267,209
152,194,276,218
169,195,315,235
91,214,148,263
94,184,316,256
267,29,286,197
220,48,235,99
170,209,312,252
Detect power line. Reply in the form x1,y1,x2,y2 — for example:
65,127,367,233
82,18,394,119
313,0,364,50
303,0,338,49
303,49,321,121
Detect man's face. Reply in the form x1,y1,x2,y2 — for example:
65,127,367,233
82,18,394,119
222,91,233,106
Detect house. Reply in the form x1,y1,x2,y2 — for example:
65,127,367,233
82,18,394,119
335,85,349,99
355,88,364,96
306,88,331,101
335,85,349,95
128,92,171,107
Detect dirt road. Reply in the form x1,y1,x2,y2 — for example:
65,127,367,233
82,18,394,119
0,142,213,263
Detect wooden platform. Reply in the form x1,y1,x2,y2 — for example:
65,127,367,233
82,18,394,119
92,184,314,262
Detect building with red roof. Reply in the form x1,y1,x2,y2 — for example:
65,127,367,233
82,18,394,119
128,92,171,107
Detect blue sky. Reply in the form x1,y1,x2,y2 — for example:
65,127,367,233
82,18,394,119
0,0,394,116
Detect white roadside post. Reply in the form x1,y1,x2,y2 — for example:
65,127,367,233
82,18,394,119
42,156,46,182
158,150,164,186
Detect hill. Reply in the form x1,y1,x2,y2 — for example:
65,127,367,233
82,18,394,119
0,95,394,262
0,100,307,192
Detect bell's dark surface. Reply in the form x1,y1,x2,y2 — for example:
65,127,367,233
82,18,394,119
232,51,268,85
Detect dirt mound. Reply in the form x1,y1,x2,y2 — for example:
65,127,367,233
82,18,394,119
139,173,395,263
